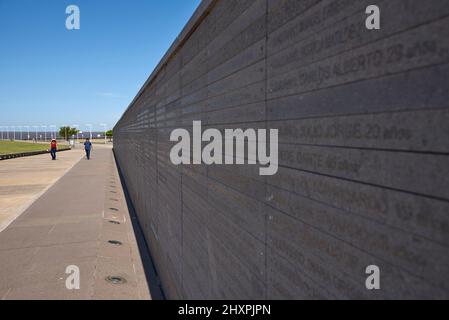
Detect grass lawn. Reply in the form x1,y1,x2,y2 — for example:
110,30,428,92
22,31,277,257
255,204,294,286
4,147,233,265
0,141,52,155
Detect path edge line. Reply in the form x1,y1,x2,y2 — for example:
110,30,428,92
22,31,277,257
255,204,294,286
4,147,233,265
0,152,84,233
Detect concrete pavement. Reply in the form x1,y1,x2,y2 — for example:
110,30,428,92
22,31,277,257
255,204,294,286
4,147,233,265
0,146,152,299
0,147,85,232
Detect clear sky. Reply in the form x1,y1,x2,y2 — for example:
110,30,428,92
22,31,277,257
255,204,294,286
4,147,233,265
0,0,201,131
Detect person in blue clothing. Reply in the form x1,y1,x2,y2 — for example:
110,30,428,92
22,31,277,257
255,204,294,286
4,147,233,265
84,138,92,160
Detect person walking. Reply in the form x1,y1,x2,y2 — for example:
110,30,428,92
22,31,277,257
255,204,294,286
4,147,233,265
49,139,57,160
84,138,92,160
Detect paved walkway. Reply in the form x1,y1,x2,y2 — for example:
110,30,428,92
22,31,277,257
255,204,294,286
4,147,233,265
0,146,151,300
0,148,84,232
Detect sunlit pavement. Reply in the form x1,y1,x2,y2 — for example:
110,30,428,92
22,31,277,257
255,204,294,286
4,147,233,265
0,146,151,300
0,148,85,232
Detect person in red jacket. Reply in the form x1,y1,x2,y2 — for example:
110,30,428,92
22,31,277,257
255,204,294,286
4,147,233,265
50,139,57,160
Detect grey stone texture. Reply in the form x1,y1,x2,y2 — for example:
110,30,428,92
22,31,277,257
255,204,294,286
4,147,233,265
113,0,449,299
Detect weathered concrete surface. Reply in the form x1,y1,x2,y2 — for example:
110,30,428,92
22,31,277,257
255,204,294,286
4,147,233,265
0,148,85,232
113,0,449,299
0,146,151,300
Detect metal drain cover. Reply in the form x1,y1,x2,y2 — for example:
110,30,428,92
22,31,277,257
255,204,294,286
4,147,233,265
105,276,127,285
108,240,123,245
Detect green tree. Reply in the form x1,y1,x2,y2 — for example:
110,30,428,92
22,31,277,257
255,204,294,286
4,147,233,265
59,126,79,141
106,130,113,141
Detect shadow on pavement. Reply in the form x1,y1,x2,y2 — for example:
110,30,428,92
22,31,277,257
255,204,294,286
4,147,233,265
114,150,166,300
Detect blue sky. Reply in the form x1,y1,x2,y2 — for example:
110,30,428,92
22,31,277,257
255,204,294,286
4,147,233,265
0,0,200,131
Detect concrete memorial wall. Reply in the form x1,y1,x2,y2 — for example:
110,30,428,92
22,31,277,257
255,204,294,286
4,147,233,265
113,0,449,299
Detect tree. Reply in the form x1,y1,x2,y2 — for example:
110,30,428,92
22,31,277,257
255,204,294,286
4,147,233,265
59,126,79,141
106,130,113,141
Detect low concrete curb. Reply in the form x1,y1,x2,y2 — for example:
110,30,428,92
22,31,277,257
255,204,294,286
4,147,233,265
0,148,71,161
